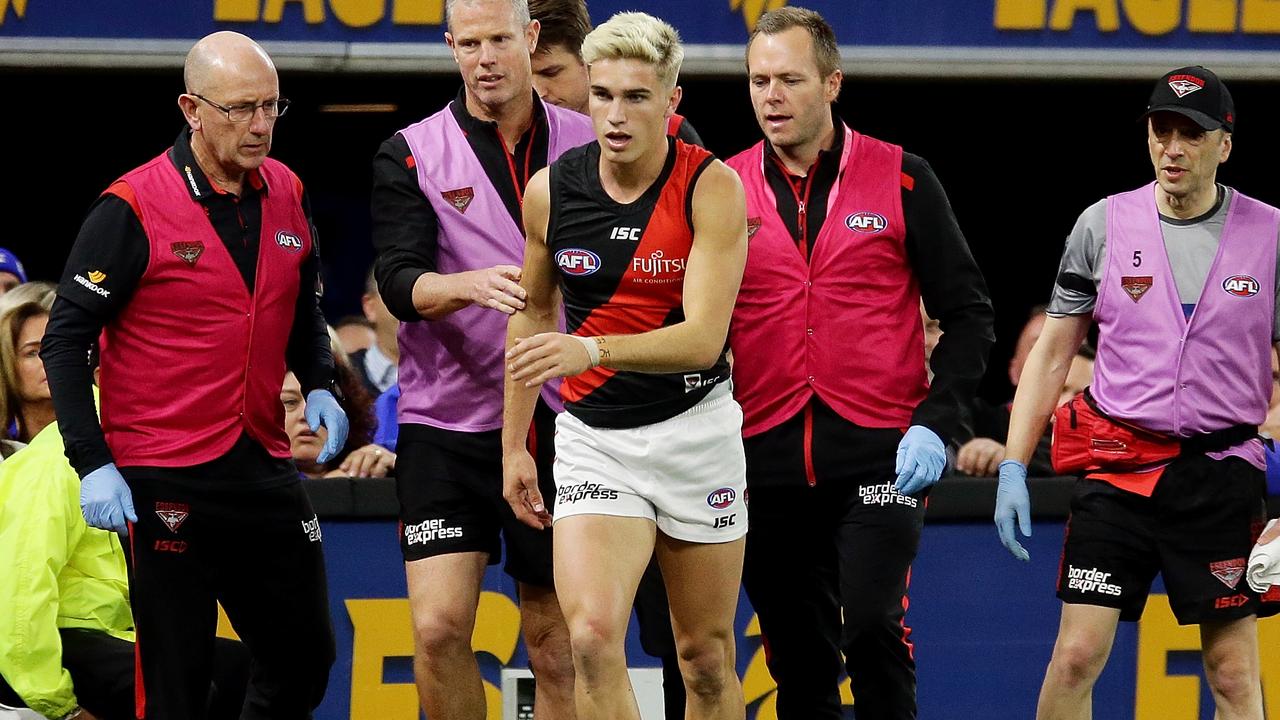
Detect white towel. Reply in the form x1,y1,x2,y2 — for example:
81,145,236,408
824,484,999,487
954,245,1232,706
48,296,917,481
1247,519,1280,593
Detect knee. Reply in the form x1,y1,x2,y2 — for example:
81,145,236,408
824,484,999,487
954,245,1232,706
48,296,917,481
1047,635,1109,689
567,614,627,679
1203,650,1257,704
678,632,735,702
413,611,473,659
525,619,574,688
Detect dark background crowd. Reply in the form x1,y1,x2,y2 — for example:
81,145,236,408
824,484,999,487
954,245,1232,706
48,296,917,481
8,68,1280,408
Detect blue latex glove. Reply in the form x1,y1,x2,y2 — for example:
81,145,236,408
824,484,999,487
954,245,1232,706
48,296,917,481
80,463,137,534
893,425,946,496
306,389,349,464
994,459,1032,561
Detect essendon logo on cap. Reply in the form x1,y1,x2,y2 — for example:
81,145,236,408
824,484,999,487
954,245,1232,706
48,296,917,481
746,217,762,240
1168,74,1205,97
1121,276,1153,303
442,187,475,214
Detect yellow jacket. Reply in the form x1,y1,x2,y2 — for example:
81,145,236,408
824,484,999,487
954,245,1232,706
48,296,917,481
0,421,132,719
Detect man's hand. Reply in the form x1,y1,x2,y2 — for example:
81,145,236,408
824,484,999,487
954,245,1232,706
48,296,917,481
461,265,526,314
507,333,593,386
503,450,551,530
305,389,349,464
956,437,1007,477
80,463,137,534
894,425,946,496
994,459,1032,561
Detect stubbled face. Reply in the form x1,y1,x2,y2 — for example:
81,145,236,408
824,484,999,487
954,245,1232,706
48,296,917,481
532,43,590,114
447,0,539,111
16,313,49,403
282,371,326,468
588,57,678,166
1148,112,1231,205
747,27,840,153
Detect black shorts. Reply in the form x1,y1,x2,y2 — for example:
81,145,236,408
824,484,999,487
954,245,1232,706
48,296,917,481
1058,453,1280,625
395,399,557,586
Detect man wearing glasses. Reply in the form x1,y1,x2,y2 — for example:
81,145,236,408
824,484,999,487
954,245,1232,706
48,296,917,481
42,31,347,719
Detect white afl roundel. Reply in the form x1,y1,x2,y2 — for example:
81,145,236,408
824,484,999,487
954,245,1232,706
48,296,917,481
1222,274,1260,297
556,248,601,276
845,211,887,234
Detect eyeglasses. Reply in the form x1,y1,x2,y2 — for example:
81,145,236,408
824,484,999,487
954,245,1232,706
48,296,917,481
191,94,291,123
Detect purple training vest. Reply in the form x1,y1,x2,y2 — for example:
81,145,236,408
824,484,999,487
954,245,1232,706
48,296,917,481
1092,183,1279,469
396,99,594,431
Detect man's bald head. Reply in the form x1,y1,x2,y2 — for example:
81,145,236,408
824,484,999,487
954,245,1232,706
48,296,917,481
184,31,276,96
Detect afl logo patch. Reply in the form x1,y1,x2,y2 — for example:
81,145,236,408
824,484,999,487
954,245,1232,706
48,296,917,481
555,248,601,276
707,487,736,509
845,211,887,234
275,231,303,253
1223,275,1260,297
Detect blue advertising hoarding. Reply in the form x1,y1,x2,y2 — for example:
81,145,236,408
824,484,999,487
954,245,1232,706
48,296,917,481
252,517,1280,719
3,0,1280,76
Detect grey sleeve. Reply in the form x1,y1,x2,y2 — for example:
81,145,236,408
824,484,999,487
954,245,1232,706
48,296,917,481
1047,199,1108,318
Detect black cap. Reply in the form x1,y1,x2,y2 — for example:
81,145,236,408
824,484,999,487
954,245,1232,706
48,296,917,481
1144,66,1234,132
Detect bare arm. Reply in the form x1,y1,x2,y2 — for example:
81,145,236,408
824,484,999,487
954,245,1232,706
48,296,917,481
594,161,747,372
1005,314,1092,463
502,169,560,528
411,267,528,320
507,160,748,387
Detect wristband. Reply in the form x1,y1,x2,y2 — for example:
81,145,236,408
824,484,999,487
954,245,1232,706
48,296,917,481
574,335,601,367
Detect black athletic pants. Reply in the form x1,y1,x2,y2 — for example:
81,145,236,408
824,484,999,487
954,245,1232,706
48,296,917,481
0,629,249,720
124,475,335,720
743,462,925,720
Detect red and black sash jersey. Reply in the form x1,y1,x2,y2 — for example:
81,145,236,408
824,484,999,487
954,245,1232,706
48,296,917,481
547,137,728,429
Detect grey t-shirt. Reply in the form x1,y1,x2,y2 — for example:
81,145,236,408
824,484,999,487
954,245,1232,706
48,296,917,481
1047,186,1280,341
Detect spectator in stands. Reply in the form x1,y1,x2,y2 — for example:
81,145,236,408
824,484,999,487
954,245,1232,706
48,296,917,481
956,341,1095,477
334,315,376,356
1,283,56,448
349,270,398,399
0,398,249,720
283,362,390,479
0,249,27,296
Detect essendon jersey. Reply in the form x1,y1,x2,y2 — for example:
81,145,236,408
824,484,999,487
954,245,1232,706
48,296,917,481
547,137,729,428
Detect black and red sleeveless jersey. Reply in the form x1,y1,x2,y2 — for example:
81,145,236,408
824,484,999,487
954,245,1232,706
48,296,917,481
547,137,729,429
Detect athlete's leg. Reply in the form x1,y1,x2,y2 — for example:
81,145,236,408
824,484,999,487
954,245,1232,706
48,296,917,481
405,552,489,720
633,558,686,719
517,582,577,720
553,514,655,720
1035,603,1121,720
657,534,746,720
1200,615,1263,720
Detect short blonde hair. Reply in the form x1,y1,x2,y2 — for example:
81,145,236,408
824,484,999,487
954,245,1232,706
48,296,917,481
581,11,683,89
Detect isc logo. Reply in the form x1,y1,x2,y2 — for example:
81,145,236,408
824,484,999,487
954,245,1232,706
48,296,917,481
1222,275,1260,297
707,487,736,509
846,212,887,233
610,227,641,241
555,248,601,276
